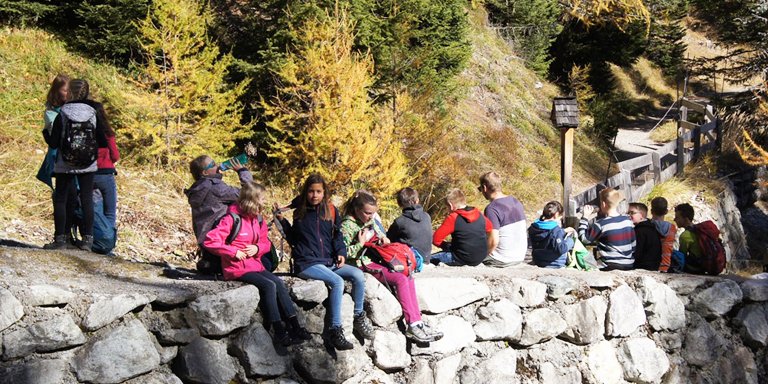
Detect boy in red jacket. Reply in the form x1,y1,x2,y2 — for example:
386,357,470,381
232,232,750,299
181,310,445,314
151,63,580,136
431,189,493,266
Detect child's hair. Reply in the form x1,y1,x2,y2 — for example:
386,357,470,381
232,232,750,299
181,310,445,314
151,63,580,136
628,202,648,217
295,174,333,221
46,74,70,108
650,197,668,217
342,189,377,219
599,188,621,210
479,171,502,193
67,79,90,102
444,188,466,208
674,203,695,221
540,200,563,221
396,187,419,208
238,182,266,217
189,155,211,181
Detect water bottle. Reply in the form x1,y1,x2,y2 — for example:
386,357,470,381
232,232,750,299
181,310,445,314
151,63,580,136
219,154,248,171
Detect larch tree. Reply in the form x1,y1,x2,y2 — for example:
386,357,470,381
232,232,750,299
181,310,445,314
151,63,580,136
562,0,651,31
124,0,248,165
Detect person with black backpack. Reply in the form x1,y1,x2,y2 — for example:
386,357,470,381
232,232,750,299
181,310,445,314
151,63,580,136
42,79,108,251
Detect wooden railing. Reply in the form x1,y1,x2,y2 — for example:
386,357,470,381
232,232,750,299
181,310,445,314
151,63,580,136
567,98,721,215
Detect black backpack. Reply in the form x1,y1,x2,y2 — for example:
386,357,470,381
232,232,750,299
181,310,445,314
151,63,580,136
60,104,98,167
196,213,279,277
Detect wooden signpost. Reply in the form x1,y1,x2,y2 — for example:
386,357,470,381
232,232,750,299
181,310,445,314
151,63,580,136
551,97,579,228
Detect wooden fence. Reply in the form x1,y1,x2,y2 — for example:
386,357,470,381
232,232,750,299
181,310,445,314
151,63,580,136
567,98,721,216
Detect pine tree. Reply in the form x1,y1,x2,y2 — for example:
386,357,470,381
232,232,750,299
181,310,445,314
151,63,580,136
123,0,248,165
0,0,54,26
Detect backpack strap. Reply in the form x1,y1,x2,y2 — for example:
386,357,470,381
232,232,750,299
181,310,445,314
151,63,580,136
225,212,241,245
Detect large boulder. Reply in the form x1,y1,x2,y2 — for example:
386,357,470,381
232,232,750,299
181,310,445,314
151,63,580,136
688,280,742,319
174,337,237,384
636,276,685,331
682,316,727,367
666,276,707,296
587,340,623,384
0,288,23,332
72,319,161,384
231,323,291,377
186,285,260,336
519,308,567,346
293,337,369,384
538,362,582,384
459,348,518,384
473,298,523,342
740,278,768,302
3,313,86,359
617,337,670,384
734,303,768,348
363,273,402,327
82,293,153,331
559,296,607,345
409,359,434,384
505,278,548,307
371,330,410,371
579,274,615,289
432,353,462,384
537,276,579,299
415,278,490,313
0,359,68,384
716,346,758,384
411,315,475,355
25,284,76,306
123,369,184,384
290,280,328,304
606,285,646,337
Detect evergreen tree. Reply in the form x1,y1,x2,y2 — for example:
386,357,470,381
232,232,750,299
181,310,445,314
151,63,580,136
0,0,54,25
123,0,248,165
645,0,687,76
68,0,150,65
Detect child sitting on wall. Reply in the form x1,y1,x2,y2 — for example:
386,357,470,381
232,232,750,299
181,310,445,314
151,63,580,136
431,188,492,267
578,188,636,270
529,201,575,268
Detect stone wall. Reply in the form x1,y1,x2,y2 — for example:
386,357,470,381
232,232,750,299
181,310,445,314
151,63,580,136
1,269,767,384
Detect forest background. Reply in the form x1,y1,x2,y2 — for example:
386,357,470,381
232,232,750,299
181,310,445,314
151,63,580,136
0,0,766,264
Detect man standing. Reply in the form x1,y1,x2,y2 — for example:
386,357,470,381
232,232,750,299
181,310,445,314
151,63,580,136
479,172,527,267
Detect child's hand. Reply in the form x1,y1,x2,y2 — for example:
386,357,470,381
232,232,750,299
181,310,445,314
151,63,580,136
230,158,245,171
336,255,346,267
273,202,284,220
235,250,247,260
582,205,595,218
382,237,391,244
242,245,259,257
357,229,367,245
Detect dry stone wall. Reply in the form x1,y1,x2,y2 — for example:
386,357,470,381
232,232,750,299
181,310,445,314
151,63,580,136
1,268,767,384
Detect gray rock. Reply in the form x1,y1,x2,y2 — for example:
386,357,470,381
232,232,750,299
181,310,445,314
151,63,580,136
411,315,475,355
740,278,768,302
432,353,462,384
519,308,567,346
637,276,685,331
363,273,402,327
460,348,517,384
0,359,68,384
537,276,579,299
667,277,707,296
156,328,199,345
82,293,152,331
682,318,726,367
506,278,548,307
606,285,646,337
124,370,184,384
580,274,615,289
538,362,582,384
734,303,768,348
158,345,178,365
416,278,490,313
72,319,161,384
473,298,523,342
293,337,369,383
232,322,291,377
26,284,76,306
186,285,259,336
174,337,237,384
371,330,410,371
689,280,742,319
410,359,434,384
716,346,758,384
587,340,622,384
153,290,196,307
654,332,682,352
290,280,328,304
0,288,23,332
349,368,395,384
559,296,606,345
618,337,670,384
261,379,301,384
3,313,86,359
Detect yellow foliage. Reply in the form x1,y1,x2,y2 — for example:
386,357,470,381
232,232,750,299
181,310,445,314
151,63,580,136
563,0,650,31
263,8,408,198
737,80,768,166
569,64,595,111
122,0,249,165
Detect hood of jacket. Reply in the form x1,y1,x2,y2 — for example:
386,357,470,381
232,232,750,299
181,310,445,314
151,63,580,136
402,204,427,223
652,219,672,237
184,174,224,202
529,219,557,243
636,219,656,231
455,206,481,223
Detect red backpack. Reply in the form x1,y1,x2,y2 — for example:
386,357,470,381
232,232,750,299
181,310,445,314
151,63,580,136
363,242,418,276
692,220,726,275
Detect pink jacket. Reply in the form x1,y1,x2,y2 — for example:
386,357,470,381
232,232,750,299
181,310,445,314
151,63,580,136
97,136,120,170
203,203,270,280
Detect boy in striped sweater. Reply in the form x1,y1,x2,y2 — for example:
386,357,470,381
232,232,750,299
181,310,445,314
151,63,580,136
578,188,636,270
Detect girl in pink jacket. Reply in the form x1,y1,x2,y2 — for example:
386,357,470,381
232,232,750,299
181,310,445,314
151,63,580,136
204,182,310,346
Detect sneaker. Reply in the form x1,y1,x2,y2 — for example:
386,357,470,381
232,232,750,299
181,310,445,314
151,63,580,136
422,322,443,341
353,312,374,340
406,323,433,343
290,327,313,341
43,235,67,250
328,326,353,350
78,235,94,252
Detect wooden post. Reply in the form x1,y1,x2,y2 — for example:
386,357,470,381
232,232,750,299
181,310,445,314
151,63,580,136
677,105,687,176
561,127,574,217
652,151,662,184
715,118,722,151
693,124,701,159
621,169,633,205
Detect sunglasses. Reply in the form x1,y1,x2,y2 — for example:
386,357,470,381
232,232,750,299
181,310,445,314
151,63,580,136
203,161,217,171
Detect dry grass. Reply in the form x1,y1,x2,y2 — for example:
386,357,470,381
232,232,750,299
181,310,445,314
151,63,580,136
610,58,677,111
649,120,678,143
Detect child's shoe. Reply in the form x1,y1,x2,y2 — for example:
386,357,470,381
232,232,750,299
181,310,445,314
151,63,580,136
353,312,374,340
43,235,67,250
276,333,303,346
406,323,433,343
290,326,312,341
328,326,353,350
78,235,94,252
423,321,443,341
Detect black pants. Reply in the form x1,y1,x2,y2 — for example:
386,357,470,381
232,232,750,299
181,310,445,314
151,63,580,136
237,271,297,324
54,172,94,237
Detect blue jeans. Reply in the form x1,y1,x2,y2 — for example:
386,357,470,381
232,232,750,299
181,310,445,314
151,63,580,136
430,251,464,266
237,271,296,324
299,264,365,327
93,174,117,228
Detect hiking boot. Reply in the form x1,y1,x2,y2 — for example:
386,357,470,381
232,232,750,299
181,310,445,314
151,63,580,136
422,321,443,341
276,333,303,347
353,312,374,340
43,235,67,250
78,235,94,252
290,326,313,341
328,326,353,350
65,234,80,250
406,323,433,343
